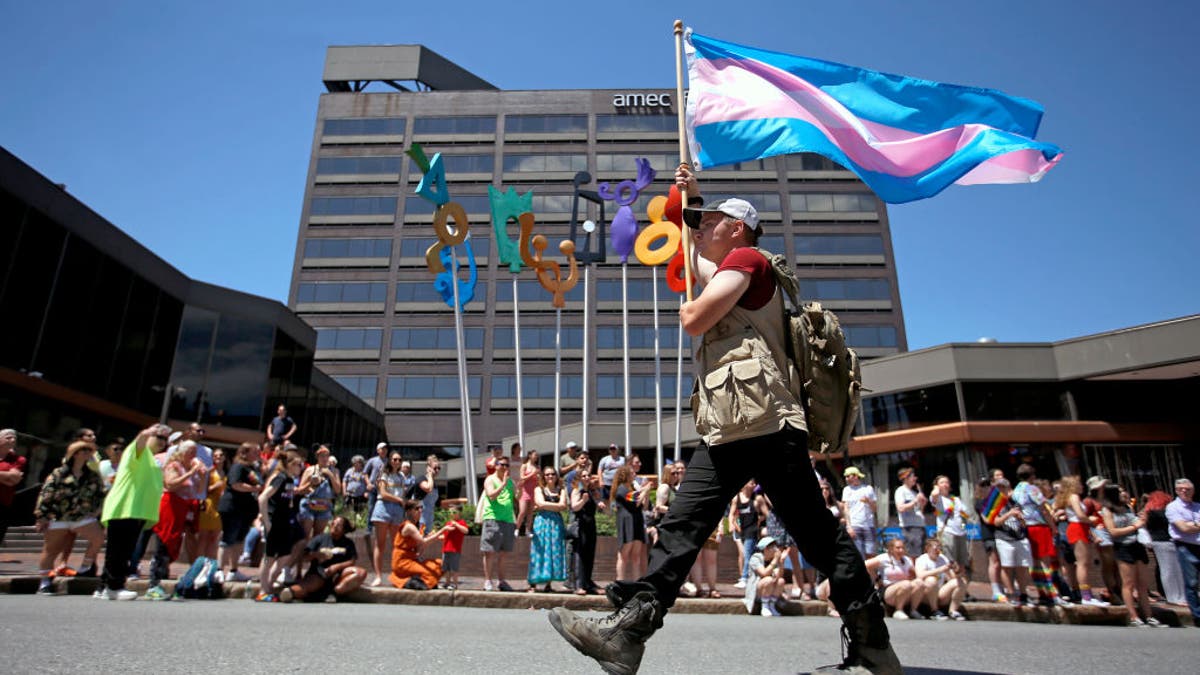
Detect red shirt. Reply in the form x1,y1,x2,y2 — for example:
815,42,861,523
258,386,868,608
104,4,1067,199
443,517,468,553
0,451,27,507
716,247,776,310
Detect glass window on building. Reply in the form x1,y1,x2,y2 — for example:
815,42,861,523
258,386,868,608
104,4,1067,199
863,384,960,434
310,196,397,216
800,278,891,300
504,115,588,133
596,325,690,350
594,153,678,173
790,193,877,213
597,278,658,302
704,192,781,212
394,281,446,304
332,375,378,403
412,117,497,135
785,154,833,171
391,327,484,350
407,154,493,175
387,375,481,399
491,375,583,399
961,382,1070,421
502,154,588,173
597,375,693,400
297,282,387,303
495,278,584,304
795,235,884,256
315,156,403,176
304,238,391,259
595,114,676,133
203,315,274,429
323,118,406,136
403,194,492,216
757,234,785,253
493,325,583,350
841,325,898,349
316,327,383,350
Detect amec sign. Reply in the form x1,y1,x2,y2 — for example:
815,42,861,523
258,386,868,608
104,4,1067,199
612,93,672,108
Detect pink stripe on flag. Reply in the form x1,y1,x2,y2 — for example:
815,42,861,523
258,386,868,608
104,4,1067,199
689,58,1058,181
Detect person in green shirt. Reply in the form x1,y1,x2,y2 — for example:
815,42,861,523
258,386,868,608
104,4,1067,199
480,459,517,592
97,424,170,600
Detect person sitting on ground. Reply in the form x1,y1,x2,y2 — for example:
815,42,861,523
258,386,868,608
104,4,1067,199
389,501,448,590
761,492,810,600
441,505,469,590
280,515,365,603
746,536,787,617
914,538,966,621
34,440,105,593
866,537,923,619
1102,485,1164,627
528,463,569,592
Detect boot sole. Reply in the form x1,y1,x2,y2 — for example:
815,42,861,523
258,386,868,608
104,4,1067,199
548,609,638,675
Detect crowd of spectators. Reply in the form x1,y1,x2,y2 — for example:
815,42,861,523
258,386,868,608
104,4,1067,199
5,420,1199,627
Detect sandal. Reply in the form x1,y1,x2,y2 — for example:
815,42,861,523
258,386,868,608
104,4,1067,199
575,588,588,596
708,589,722,598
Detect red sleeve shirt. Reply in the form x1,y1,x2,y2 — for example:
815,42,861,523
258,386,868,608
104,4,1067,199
716,247,776,310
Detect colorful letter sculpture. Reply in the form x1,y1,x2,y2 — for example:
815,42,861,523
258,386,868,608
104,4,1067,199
408,144,478,311
567,171,607,265
488,185,533,274
600,158,656,263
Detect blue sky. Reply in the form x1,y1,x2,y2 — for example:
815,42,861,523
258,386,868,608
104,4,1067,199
3,1,1196,350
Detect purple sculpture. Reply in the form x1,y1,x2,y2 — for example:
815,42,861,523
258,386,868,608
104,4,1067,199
599,158,656,264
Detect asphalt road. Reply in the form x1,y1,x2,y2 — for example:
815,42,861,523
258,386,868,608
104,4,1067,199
0,596,1192,674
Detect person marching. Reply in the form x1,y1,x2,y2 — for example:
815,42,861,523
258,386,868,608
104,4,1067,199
549,165,900,674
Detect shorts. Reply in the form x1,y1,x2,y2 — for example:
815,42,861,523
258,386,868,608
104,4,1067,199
442,551,461,572
219,510,253,546
47,517,97,531
1114,542,1149,565
939,531,971,568
982,539,997,555
301,570,335,603
1066,522,1091,546
1026,524,1056,560
996,537,1033,568
197,502,222,532
370,499,405,525
298,504,333,523
480,519,515,553
265,521,303,558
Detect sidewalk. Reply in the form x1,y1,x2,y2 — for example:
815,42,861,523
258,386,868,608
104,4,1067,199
2,550,1194,627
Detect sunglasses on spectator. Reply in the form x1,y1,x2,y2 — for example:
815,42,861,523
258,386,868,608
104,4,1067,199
497,462,509,467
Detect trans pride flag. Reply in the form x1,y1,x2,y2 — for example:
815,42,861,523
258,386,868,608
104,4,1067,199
684,31,1062,204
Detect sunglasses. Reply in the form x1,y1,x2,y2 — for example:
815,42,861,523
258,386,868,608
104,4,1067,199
497,462,510,467
154,435,170,442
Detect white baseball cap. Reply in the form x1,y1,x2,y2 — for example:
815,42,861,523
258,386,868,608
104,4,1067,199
683,197,761,234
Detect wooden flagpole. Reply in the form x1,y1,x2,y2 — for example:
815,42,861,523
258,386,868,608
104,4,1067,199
674,19,695,302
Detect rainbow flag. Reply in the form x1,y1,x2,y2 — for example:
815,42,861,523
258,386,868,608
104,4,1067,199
981,486,1009,525
684,30,1063,204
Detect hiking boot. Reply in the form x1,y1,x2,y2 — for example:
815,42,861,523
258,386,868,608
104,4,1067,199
548,590,664,675
815,590,903,675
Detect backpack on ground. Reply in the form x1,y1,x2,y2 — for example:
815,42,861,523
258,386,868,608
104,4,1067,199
175,556,224,599
755,248,863,461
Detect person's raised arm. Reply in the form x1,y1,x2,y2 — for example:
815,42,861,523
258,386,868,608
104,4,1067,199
484,475,504,500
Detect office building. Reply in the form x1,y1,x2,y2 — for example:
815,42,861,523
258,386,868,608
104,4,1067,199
289,45,908,484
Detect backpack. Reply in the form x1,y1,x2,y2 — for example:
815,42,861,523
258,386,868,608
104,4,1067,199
755,249,863,460
175,556,224,599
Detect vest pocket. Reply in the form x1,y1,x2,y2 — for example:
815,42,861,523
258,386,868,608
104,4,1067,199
700,357,770,431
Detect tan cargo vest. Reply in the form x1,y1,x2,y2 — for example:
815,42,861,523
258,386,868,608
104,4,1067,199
691,270,807,447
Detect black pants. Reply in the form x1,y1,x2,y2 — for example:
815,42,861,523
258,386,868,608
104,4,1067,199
574,517,599,592
103,519,146,590
149,533,173,586
129,526,155,571
613,426,874,612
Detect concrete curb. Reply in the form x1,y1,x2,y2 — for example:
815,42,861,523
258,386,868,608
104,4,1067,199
1,575,1194,627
